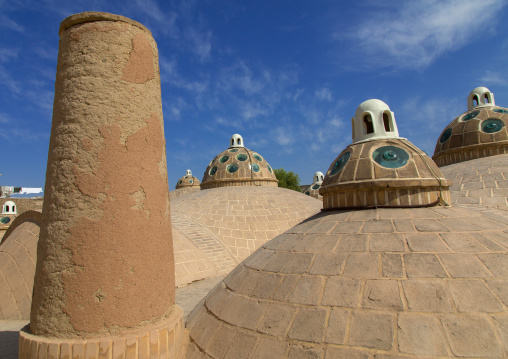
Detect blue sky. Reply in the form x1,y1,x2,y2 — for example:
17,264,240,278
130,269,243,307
1,0,508,190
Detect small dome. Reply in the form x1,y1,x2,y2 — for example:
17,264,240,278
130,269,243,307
313,171,324,184
468,86,495,110
175,169,200,189
1,200,17,214
230,134,244,148
322,100,450,210
433,89,508,167
352,99,399,143
303,171,324,200
201,135,278,190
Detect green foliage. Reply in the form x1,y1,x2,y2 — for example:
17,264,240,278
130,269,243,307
274,168,301,192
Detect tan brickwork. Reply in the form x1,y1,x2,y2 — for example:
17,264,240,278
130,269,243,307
187,206,508,358
175,174,200,190
171,186,322,262
0,212,40,320
441,153,508,210
433,106,508,166
19,306,186,359
321,138,451,209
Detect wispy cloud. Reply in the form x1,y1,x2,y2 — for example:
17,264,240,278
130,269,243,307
0,48,19,62
315,87,332,101
479,71,507,86
0,13,24,33
186,27,212,62
341,0,507,70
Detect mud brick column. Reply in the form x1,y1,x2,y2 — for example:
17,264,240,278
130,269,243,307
19,12,184,358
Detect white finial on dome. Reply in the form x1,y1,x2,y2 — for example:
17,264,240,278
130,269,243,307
467,87,495,110
230,134,244,148
1,200,16,214
352,99,399,143
186,169,192,176
313,171,324,184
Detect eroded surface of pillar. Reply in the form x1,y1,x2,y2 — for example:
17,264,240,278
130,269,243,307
19,12,183,358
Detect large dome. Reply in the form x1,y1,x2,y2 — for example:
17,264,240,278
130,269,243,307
185,99,508,358
170,186,322,262
186,206,508,358
433,87,508,167
200,134,278,189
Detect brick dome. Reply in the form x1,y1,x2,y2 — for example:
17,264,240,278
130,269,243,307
433,88,508,167
186,205,508,358
200,134,278,190
175,169,200,189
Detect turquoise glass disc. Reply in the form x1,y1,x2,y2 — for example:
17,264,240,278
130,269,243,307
440,128,452,143
229,148,239,152
482,118,504,133
462,111,480,121
237,154,248,161
219,155,229,163
227,164,239,173
267,164,273,173
312,184,320,190
373,146,409,169
209,166,218,175
0,217,10,224
252,163,260,172
493,108,508,114
330,152,351,176
253,154,263,161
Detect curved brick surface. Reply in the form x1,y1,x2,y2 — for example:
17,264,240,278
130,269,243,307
172,213,237,287
321,138,451,209
0,212,40,320
433,106,508,166
187,206,508,358
176,174,201,190
171,186,322,262
441,153,508,210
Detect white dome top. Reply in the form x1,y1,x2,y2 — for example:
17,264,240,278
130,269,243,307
185,169,192,176
468,87,495,110
352,99,399,143
230,134,244,148
313,171,324,184
1,200,17,214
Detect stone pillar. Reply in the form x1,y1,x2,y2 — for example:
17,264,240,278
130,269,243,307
19,12,184,358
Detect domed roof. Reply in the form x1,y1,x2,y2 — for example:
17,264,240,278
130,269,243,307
0,211,41,320
184,100,508,357
322,100,451,209
186,206,508,358
175,169,200,189
200,134,278,190
303,171,324,200
440,153,508,211
170,186,322,262
433,88,508,167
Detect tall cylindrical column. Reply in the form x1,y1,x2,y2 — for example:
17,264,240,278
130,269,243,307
20,12,184,358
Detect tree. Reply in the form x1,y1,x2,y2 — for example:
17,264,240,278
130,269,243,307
273,168,301,192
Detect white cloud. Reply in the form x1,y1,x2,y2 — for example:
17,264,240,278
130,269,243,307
0,48,18,62
186,27,212,62
0,13,24,33
342,0,507,70
479,70,507,86
271,126,294,146
315,87,332,101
